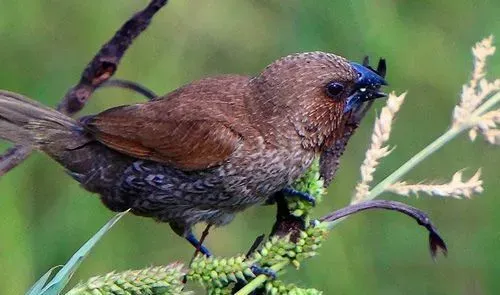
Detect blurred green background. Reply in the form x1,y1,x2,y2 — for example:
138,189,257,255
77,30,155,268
0,0,499,294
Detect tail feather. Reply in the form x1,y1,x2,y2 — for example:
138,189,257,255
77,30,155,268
0,90,84,150
0,120,34,146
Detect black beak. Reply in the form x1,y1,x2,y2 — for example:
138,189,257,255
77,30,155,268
345,60,388,113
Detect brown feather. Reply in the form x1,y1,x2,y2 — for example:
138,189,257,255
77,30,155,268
82,75,252,170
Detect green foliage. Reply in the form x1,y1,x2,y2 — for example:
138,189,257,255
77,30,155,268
186,223,327,293
188,255,254,288
27,267,60,295
65,265,189,295
288,158,325,218
252,225,327,269
28,212,127,295
262,280,323,295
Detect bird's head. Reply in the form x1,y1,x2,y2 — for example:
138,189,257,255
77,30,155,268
250,51,387,150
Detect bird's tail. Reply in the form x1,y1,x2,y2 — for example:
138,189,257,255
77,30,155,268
0,90,88,156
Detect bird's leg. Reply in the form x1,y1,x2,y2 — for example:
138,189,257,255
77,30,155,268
184,225,212,284
170,222,212,257
281,186,316,206
192,224,212,258
185,231,212,257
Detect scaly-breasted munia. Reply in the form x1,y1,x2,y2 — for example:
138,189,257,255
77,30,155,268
0,52,386,254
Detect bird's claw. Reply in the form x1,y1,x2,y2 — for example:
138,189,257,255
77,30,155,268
282,187,316,206
309,219,320,227
250,264,277,279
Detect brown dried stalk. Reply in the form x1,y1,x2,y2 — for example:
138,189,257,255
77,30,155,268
320,200,447,258
0,0,168,176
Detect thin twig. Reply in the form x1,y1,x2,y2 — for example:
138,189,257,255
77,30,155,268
0,0,168,176
0,146,32,175
246,235,266,258
195,224,212,258
100,79,157,100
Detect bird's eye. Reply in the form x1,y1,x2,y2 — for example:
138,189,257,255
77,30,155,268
325,82,345,99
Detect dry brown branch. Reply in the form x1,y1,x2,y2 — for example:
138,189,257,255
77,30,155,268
0,0,168,176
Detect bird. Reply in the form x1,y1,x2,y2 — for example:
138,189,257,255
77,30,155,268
0,51,386,255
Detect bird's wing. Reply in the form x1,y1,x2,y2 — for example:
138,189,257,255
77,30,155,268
82,101,242,171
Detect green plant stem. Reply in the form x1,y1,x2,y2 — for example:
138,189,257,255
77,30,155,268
234,260,289,295
325,127,464,230
360,126,464,202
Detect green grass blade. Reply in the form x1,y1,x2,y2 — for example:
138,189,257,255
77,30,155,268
39,210,128,295
26,266,61,295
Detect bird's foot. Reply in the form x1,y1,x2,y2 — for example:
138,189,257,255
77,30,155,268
186,232,212,257
281,187,316,206
250,264,277,279
309,219,320,227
